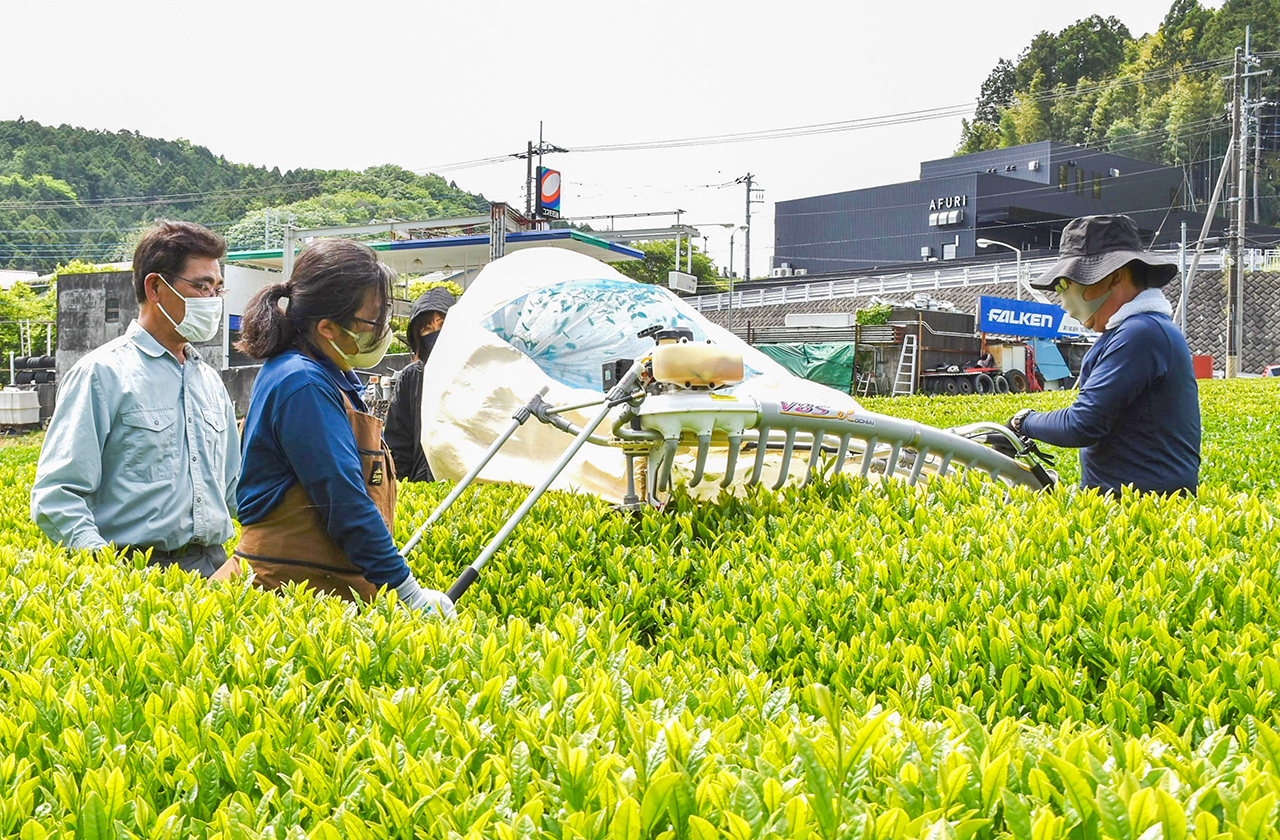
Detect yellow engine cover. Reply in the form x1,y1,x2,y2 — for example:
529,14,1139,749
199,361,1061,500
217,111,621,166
651,342,745,388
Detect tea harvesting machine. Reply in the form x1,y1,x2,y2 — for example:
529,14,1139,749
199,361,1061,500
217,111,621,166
402,325,1057,605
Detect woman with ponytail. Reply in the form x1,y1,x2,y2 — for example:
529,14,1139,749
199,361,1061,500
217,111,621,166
222,238,454,616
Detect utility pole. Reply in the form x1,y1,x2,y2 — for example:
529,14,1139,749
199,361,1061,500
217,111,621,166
523,140,533,218
1225,42,1269,377
1227,47,1243,378
1247,27,1258,224
736,173,765,284
510,123,568,220
1253,96,1263,224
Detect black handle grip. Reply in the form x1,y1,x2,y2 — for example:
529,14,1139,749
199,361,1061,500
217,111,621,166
446,566,479,604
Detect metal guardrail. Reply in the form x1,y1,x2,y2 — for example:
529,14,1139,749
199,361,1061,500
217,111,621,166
690,251,1252,313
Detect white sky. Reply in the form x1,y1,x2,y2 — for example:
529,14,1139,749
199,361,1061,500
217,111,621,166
4,0,1196,275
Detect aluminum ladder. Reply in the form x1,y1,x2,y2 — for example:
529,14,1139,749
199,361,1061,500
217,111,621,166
855,370,878,398
891,333,917,396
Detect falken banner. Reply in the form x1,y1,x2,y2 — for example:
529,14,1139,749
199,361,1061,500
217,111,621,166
979,295,1069,338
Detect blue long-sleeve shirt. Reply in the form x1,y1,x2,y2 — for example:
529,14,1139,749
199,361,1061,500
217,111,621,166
1021,312,1200,495
236,349,410,587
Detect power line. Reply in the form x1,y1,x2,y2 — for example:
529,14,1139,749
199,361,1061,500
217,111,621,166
1,57,1245,214
401,58,1241,174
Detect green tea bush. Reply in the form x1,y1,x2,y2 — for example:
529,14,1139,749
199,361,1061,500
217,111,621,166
0,380,1277,838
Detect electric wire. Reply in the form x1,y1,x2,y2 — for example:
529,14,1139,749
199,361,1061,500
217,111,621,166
0,52,1268,262
0,55,1249,213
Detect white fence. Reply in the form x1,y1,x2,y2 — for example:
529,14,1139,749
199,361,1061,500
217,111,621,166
688,250,1275,314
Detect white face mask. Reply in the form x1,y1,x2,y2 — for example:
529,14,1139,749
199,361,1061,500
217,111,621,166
1055,278,1113,327
158,276,223,343
329,322,394,369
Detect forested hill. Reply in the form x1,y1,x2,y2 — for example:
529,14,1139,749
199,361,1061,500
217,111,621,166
0,118,491,271
958,0,1280,225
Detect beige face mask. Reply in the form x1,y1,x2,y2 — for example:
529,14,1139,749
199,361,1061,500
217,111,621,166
1055,277,1113,325
329,322,394,369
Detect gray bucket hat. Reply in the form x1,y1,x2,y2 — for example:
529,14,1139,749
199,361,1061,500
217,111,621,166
1031,215,1179,290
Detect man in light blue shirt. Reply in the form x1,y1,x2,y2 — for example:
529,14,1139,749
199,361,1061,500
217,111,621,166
31,220,240,576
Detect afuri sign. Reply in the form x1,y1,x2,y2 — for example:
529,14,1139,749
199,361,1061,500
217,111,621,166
979,295,1069,338
929,195,968,210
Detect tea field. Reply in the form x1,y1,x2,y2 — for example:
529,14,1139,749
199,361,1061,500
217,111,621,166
2,379,1280,839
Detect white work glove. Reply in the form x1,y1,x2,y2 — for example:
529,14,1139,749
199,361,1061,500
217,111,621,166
394,574,456,619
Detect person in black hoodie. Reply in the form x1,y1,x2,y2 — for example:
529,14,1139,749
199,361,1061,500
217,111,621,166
385,286,455,482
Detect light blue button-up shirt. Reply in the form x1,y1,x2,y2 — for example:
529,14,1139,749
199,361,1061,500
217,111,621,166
31,320,240,551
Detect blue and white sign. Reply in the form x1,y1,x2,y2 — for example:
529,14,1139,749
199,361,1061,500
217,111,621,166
979,296,1070,338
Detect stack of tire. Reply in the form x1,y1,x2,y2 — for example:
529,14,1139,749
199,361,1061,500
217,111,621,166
927,369,1028,396
13,355,55,386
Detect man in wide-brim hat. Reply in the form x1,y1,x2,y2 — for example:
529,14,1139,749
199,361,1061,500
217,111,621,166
1005,214,1201,495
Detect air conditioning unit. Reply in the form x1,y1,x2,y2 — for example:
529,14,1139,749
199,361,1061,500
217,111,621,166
1029,160,1041,171
667,270,697,294
770,267,794,278
921,246,935,259
1109,168,1121,177
794,268,808,276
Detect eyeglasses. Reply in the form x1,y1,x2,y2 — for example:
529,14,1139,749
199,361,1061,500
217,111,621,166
163,273,226,298
350,302,394,330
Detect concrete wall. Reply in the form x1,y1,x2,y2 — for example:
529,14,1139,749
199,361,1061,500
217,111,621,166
53,271,413,418
55,271,138,374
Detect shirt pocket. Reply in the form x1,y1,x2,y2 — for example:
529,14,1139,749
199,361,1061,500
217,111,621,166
194,400,228,475
118,407,178,482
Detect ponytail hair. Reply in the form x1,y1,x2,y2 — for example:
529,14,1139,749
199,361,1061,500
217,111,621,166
235,238,395,360
235,283,297,359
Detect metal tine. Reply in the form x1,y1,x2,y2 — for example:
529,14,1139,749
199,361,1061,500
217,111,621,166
831,434,852,479
772,427,799,491
936,453,953,477
750,426,771,485
801,430,825,487
907,447,929,485
691,434,710,486
721,433,742,488
859,436,879,478
884,442,902,479
657,438,678,492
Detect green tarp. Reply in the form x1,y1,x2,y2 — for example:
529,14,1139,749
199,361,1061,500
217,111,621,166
755,343,858,392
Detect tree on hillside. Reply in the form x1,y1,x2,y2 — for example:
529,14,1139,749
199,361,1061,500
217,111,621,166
1015,15,1132,91
956,119,1003,155
954,1,1257,209
0,120,495,271
612,241,721,289
975,59,1017,127
1154,0,1213,67
0,281,56,380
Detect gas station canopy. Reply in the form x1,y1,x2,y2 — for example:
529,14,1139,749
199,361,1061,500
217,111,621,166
227,228,642,276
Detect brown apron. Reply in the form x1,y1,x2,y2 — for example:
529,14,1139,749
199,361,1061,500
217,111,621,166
213,393,396,602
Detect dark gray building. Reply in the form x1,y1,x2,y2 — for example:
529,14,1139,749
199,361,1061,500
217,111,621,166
774,141,1269,273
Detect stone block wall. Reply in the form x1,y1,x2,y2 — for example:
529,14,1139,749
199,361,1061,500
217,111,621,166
700,270,1280,375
